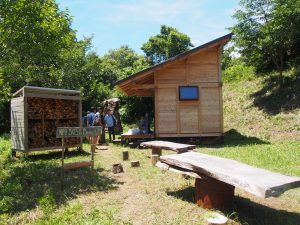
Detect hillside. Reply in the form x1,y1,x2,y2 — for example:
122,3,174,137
223,74,300,141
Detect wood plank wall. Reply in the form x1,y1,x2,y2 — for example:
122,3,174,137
11,97,26,150
155,45,223,137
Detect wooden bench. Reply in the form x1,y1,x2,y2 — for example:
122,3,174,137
121,133,154,145
158,152,300,209
140,140,196,155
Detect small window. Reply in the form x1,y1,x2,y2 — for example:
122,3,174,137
179,86,199,101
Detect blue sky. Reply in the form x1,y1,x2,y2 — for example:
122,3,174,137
56,0,240,56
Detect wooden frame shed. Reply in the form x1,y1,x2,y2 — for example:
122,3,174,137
115,33,232,139
11,86,82,153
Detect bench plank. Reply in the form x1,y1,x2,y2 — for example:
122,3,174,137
160,152,300,198
141,141,196,153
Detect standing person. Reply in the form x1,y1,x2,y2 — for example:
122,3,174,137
94,107,102,144
87,107,96,143
104,109,116,142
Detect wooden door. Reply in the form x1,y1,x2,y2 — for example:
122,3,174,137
156,88,177,134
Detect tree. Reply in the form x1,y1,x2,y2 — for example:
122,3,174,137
232,0,300,77
141,25,193,64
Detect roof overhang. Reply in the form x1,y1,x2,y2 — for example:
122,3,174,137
115,33,233,97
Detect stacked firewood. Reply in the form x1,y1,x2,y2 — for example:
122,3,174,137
27,98,78,119
27,97,80,148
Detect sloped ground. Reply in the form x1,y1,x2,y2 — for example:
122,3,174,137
223,75,300,141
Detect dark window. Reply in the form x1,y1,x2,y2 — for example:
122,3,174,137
179,86,199,100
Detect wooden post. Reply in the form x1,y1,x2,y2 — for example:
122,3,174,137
91,136,96,169
131,161,140,167
122,150,129,160
195,178,234,209
151,154,159,166
112,163,124,174
152,147,162,156
61,138,65,191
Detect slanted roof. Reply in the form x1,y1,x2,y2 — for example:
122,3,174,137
115,33,233,96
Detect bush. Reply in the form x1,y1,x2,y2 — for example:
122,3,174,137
223,63,255,83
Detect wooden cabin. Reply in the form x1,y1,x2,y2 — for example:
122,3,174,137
115,33,232,139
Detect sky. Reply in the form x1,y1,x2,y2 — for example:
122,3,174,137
56,0,240,56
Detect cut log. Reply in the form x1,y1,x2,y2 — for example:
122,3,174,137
131,160,140,167
195,178,234,209
151,154,160,166
152,147,162,156
112,163,124,174
122,150,129,161
160,152,300,198
63,160,93,170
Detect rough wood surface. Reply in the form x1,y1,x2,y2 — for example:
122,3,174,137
112,163,124,174
131,161,140,167
160,152,300,198
141,141,196,153
151,154,160,166
123,150,129,161
156,161,202,179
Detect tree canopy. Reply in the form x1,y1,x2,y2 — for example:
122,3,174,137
231,0,300,76
141,25,194,65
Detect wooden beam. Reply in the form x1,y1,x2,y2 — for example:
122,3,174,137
131,84,155,90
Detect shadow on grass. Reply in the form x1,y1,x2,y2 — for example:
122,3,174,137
27,149,90,161
0,158,121,214
167,187,300,225
251,74,300,115
167,186,195,203
227,196,300,225
200,129,269,148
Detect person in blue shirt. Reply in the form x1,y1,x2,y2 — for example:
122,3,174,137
87,107,96,127
104,109,116,142
87,107,96,143
82,111,89,127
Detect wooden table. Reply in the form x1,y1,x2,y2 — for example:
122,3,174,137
158,152,300,209
140,141,196,155
121,133,154,145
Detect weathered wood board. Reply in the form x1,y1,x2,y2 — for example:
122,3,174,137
141,141,196,153
160,152,300,198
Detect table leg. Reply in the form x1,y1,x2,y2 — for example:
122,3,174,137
195,177,234,209
151,147,162,156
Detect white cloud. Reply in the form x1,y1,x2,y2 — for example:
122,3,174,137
102,0,205,24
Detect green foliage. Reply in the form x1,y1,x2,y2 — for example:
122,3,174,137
38,192,56,216
141,25,193,64
232,0,300,75
223,61,255,83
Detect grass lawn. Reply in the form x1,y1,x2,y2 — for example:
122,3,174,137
0,132,299,225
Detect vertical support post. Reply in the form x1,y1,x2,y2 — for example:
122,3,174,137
151,154,159,166
61,138,65,191
91,136,95,169
152,147,162,156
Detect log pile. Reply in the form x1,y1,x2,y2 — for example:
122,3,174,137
27,97,80,148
